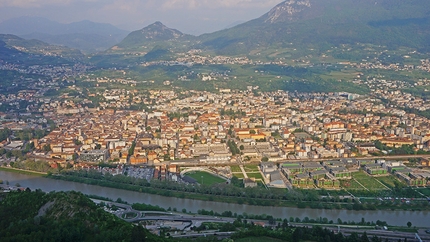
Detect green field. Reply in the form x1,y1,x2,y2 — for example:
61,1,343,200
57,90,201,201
230,166,242,172
417,188,430,196
244,165,259,172
341,179,365,190
247,172,264,180
185,171,226,185
233,173,245,179
352,171,388,191
376,175,402,188
0,167,46,176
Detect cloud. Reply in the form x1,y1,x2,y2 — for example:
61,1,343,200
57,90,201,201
101,0,140,12
0,0,108,8
0,0,281,10
0,0,69,8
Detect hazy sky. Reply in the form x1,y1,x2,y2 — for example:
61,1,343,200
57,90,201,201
0,0,282,35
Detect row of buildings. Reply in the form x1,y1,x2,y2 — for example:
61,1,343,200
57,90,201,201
260,159,430,189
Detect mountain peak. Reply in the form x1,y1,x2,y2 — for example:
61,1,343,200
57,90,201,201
151,21,165,27
114,21,188,49
138,21,185,40
263,0,311,23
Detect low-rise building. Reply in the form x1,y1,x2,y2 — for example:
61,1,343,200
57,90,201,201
80,149,109,163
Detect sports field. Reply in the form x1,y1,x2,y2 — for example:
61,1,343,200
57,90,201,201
185,171,226,185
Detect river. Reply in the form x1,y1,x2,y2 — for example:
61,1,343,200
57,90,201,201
0,170,427,226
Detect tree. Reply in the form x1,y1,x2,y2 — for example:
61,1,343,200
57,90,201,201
360,232,370,242
128,142,136,155
43,144,52,152
407,221,412,228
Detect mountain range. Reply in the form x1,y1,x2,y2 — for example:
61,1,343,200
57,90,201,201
110,0,430,56
1,0,430,63
0,34,83,65
0,17,129,53
199,0,430,55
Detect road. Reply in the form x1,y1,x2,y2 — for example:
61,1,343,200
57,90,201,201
170,231,233,239
92,199,430,241
337,228,429,242
168,154,430,166
91,199,235,224
239,165,248,179
289,223,430,242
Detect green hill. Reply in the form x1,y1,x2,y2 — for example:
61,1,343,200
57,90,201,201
0,34,83,65
111,21,194,52
0,190,169,242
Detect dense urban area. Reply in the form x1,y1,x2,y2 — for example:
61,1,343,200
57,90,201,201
2,2,430,239
2,51,430,189
2,52,430,239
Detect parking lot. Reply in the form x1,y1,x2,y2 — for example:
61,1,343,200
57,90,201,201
124,167,154,182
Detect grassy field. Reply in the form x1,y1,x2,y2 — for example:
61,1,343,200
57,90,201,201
375,175,401,188
416,188,430,196
341,179,366,190
244,165,259,172
247,172,264,180
230,166,242,172
236,237,285,242
185,171,226,185
352,171,387,191
233,173,245,179
0,167,46,176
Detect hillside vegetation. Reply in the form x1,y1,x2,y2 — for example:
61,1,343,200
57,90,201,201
0,190,168,242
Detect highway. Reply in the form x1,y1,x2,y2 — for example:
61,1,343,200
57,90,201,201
289,223,430,242
91,199,430,241
91,199,235,224
337,228,429,242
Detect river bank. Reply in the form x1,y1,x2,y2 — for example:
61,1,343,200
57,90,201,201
1,170,428,226
47,172,430,212
0,167,46,176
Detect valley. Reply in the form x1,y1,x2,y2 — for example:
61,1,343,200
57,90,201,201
1,1,430,241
